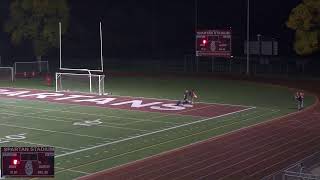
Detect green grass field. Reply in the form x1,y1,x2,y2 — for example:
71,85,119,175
0,76,316,179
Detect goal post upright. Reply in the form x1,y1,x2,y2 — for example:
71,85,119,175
100,21,104,72
88,70,92,93
59,21,104,73
59,22,62,70
55,73,58,92
57,21,105,95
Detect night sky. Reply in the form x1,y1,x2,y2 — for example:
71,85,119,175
0,0,302,61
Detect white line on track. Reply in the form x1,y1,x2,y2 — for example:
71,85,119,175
119,110,291,179
165,113,317,179
55,107,255,158
215,136,320,180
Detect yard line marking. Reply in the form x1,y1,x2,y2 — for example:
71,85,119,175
119,105,219,126
55,166,90,175
56,107,255,158
2,103,145,121
148,104,221,121
0,112,151,133
0,123,111,140
2,103,178,125
55,109,278,176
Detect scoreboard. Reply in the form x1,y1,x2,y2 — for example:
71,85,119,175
196,29,232,58
1,147,54,178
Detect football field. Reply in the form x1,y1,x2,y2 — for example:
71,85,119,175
0,77,316,179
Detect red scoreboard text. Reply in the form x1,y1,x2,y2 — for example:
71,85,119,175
1,147,54,178
196,29,232,58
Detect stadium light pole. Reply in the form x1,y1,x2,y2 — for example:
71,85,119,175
246,0,250,75
195,0,198,72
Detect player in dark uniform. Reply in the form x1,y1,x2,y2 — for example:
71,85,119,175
295,91,303,110
176,89,190,106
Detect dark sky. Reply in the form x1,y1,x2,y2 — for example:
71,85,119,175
0,0,302,61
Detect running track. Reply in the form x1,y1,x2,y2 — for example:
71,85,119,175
79,94,320,179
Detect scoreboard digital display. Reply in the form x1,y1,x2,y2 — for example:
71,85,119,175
196,29,232,58
1,147,54,178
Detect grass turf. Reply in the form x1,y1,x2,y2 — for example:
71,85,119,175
0,76,315,179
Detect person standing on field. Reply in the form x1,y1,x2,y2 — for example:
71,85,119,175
189,89,198,104
295,91,303,110
299,91,304,109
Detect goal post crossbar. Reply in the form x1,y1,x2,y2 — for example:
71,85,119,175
59,68,103,73
59,22,104,72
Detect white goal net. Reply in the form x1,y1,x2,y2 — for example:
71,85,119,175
14,61,49,77
0,67,14,82
56,72,105,95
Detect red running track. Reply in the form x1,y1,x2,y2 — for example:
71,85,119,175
78,96,320,180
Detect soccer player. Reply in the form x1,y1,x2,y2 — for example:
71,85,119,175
299,91,304,109
189,89,198,104
295,91,303,110
176,89,190,106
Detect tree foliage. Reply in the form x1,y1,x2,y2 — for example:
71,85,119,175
287,0,320,55
4,0,69,56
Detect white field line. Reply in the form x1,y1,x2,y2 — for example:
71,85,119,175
2,103,178,125
0,107,134,126
40,114,126,126
133,109,303,179
0,93,203,121
176,115,319,179
56,107,256,158
107,94,253,108
9,139,75,151
58,109,279,176
119,105,216,126
0,87,260,122
0,123,112,140
149,104,219,120
73,102,319,178
55,166,90,175
1,87,253,108
0,112,151,133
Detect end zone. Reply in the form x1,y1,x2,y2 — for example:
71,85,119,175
0,88,254,118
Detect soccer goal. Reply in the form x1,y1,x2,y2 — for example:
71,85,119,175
56,72,105,95
14,61,49,77
0,67,14,82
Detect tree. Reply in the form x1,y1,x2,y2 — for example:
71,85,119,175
4,0,69,57
287,0,320,55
